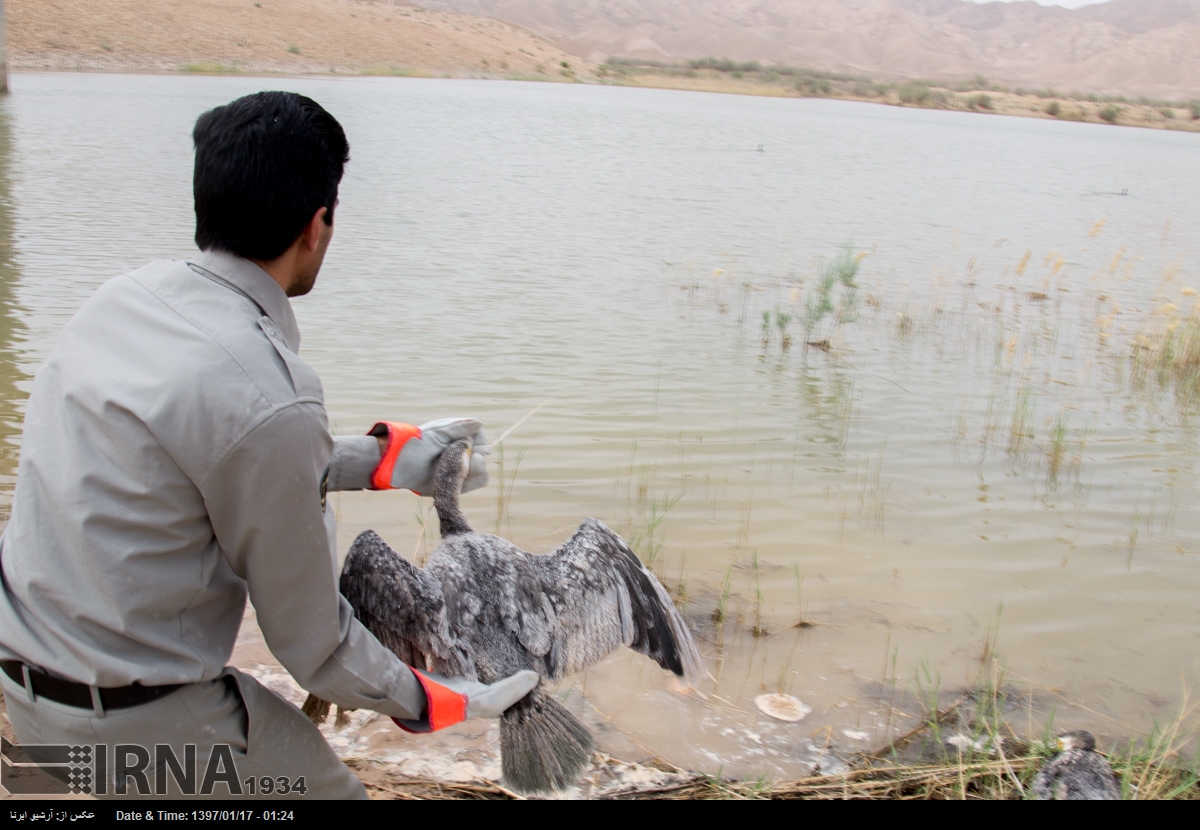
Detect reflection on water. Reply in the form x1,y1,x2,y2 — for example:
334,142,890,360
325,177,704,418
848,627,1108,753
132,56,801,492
1,73,1198,780
0,97,28,520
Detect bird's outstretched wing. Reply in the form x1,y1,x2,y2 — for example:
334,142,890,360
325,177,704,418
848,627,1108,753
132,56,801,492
529,518,704,685
340,530,472,677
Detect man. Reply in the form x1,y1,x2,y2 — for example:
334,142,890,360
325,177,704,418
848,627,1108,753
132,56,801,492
0,91,536,798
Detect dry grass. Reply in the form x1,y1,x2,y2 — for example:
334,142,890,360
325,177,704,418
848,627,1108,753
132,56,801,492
1109,697,1200,800
349,751,1197,800
1134,314,1200,395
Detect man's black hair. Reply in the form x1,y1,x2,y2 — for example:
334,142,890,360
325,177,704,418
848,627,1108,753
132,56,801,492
193,91,350,261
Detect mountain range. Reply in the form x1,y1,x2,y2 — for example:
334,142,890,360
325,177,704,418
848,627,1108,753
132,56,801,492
413,0,1200,99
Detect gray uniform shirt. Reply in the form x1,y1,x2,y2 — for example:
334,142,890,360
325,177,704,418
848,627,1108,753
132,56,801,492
0,250,426,719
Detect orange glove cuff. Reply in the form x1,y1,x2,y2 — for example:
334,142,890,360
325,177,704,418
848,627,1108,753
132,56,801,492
368,422,422,491
391,668,469,734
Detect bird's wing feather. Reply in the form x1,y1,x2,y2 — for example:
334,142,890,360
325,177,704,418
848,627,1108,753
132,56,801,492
427,534,558,666
529,518,704,684
340,530,472,677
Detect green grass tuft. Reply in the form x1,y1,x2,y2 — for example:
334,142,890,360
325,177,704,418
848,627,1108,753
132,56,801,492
968,93,994,111
181,63,240,74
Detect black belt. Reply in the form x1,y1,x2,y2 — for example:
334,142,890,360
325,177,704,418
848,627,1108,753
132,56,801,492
1,661,184,711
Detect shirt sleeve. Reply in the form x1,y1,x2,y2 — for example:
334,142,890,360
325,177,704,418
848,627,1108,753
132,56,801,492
328,434,382,491
200,402,427,720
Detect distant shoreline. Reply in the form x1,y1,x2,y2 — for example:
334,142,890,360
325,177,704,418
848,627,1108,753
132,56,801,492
600,60,1200,135
9,62,1200,136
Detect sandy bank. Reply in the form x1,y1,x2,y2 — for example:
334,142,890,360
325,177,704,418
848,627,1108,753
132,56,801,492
5,0,588,79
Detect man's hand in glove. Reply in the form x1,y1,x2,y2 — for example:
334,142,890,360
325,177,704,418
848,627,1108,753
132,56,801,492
369,417,491,495
393,669,539,733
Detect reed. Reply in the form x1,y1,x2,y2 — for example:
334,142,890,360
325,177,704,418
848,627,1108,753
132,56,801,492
802,247,861,344
624,490,684,570
775,309,793,351
749,549,767,637
712,562,735,624
1110,697,1200,799
791,563,812,629
491,443,525,536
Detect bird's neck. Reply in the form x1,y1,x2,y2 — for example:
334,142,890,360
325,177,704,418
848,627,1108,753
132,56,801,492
431,447,474,537
434,492,473,537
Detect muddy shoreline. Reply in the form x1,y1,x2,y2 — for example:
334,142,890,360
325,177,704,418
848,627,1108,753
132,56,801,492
1,603,1194,799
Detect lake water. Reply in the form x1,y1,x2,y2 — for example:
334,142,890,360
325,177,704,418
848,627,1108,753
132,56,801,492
1,72,1198,780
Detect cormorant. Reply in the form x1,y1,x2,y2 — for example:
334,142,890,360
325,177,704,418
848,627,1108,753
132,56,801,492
1031,730,1121,800
309,439,704,792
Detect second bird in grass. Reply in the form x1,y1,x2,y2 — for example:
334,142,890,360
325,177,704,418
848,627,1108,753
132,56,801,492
1031,730,1121,800
324,438,705,792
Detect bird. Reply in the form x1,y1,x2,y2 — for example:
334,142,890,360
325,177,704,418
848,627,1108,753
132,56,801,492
306,438,705,793
1031,730,1121,800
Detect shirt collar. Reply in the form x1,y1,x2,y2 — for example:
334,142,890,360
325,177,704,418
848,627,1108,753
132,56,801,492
188,249,301,352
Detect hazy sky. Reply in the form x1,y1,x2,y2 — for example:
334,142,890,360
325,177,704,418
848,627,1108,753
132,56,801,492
969,0,1112,7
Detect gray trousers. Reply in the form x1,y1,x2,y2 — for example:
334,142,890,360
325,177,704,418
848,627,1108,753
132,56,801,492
1,667,366,799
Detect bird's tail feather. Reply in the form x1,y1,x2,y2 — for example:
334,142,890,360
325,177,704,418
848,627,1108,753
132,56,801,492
500,687,594,793
301,694,353,727
301,694,330,724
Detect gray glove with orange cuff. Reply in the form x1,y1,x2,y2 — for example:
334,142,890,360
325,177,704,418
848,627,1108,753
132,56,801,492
369,417,491,495
393,668,539,733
